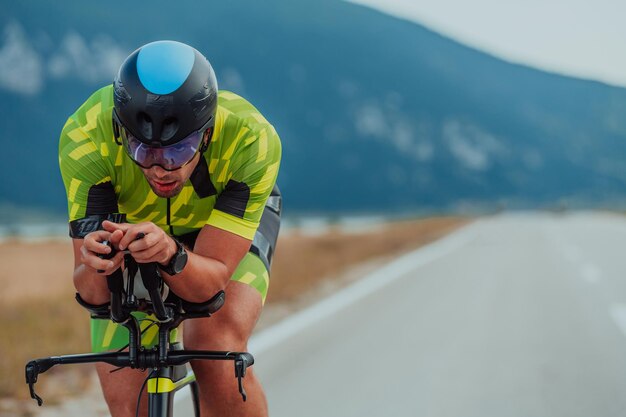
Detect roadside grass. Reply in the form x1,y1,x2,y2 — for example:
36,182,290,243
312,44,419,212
268,216,469,303
0,216,468,410
0,295,92,407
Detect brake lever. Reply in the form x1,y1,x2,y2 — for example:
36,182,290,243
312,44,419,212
25,361,45,406
28,385,43,406
26,363,43,407
235,362,247,402
234,353,252,402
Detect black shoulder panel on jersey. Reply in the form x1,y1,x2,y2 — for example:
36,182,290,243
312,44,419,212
214,179,250,219
190,156,217,198
69,213,127,238
176,229,201,250
250,185,282,270
85,181,119,216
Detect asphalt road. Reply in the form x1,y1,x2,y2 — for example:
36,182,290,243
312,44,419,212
249,212,626,417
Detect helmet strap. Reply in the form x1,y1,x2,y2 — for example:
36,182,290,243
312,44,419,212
200,127,213,154
111,113,122,145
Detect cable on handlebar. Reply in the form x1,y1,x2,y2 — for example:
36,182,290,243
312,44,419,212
135,369,156,417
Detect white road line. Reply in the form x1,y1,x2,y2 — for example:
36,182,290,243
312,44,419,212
610,304,626,337
551,236,602,284
250,223,476,354
545,232,582,265
174,221,477,406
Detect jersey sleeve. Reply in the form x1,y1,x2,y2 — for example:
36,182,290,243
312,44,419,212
58,91,119,237
207,124,281,240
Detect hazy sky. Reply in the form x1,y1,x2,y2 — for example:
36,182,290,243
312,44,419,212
347,0,626,88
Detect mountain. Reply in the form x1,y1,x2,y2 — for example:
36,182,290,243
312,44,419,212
2,0,626,220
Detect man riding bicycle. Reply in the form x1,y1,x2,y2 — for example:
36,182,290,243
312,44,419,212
59,40,281,417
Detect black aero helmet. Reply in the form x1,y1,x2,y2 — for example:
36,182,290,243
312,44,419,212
113,40,218,147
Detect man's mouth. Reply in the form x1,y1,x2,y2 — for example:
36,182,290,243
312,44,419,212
152,179,178,192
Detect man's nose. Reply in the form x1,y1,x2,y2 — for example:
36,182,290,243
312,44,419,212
149,165,169,178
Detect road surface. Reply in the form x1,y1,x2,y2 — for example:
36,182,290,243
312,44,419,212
177,212,626,417
252,213,626,417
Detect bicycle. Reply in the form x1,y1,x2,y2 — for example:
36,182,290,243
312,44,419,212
25,246,254,416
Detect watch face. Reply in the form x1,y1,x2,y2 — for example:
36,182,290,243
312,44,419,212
173,249,188,273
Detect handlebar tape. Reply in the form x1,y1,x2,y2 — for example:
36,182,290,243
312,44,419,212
106,268,125,293
138,262,161,291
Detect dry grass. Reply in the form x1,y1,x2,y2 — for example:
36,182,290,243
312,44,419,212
0,240,76,303
268,217,469,303
0,216,468,406
0,297,92,400
0,240,91,403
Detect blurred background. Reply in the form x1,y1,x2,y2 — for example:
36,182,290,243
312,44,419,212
2,0,626,416
2,0,626,228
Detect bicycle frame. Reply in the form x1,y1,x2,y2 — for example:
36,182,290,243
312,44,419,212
147,365,200,417
25,257,254,416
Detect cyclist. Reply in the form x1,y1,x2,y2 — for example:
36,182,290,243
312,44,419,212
59,40,281,417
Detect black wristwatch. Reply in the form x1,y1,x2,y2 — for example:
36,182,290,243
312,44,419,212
160,237,188,276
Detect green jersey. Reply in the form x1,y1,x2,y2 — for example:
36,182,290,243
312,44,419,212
59,85,281,241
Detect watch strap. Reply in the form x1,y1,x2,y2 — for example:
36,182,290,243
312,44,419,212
160,237,186,276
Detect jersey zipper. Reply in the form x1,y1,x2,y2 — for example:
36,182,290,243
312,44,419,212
167,197,174,235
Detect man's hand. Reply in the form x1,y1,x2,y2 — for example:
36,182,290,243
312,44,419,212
81,228,125,275
102,220,176,265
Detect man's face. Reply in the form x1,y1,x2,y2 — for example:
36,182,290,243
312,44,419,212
138,132,208,198
140,151,200,198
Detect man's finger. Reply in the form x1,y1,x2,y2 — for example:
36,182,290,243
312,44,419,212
130,242,166,263
119,229,147,251
84,237,113,255
89,254,117,272
102,220,130,233
109,229,125,246
96,251,125,275
127,232,157,252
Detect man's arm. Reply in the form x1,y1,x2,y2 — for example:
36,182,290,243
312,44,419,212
108,221,251,303
165,225,251,303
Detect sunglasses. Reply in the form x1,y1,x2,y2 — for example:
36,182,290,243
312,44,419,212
113,110,210,171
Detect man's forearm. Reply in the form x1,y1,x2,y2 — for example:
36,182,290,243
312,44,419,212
74,265,110,305
161,251,231,303
74,248,233,305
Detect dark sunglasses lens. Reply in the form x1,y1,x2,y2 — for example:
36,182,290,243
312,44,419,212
122,130,203,170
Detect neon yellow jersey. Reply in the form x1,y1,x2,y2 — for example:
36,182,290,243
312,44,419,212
59,85,281,240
